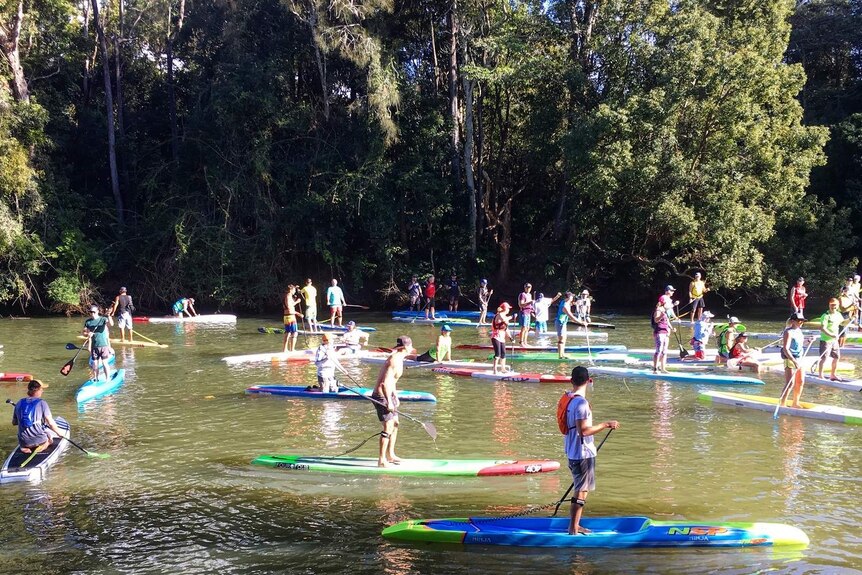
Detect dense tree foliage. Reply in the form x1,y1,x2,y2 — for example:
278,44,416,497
0,0,856,312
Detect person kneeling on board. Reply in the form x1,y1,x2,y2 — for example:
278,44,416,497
12,380,64,455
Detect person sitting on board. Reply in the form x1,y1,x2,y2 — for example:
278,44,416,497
574,290,592,324
83,305,114,382
817,298,845,381
407,276,423,312
728,332,759,366
556,292,579,360
781,312,807,407
340,321,369,352
423,275,437,320
559,366,620,535
533,292,561,335
300,278,319,333
371,336,414,467
688,272,709,321
447,274,460,312
435,324,453,362
517,283,534,346
326,279,346,327
658,285,679,319
12,380,64,456
312,333,340,393
108,286,135,343
492,302,513,373
172,297,197,318
789,277,807,315
714,316,741,364
477,279,493,325
684,310,714,361
651,302,673,373
281,285,303,353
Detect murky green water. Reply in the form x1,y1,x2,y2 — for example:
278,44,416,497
0,311,860,574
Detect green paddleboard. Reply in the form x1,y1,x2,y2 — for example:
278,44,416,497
251,455,560,476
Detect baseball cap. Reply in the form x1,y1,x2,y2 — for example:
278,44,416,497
395,335,413,350
702,311,714,319
855,274,860,280
797,277,805,282
347,320,356,327
536,292,544,299
728,316,740,324
789,312,806,321
480,278,488,284
120,286,127,293
581,290,589,295
499,302,512,310
738,331,749,338
665,285,676,292
441,324,453,332
90,305,99,313
28,379,48,392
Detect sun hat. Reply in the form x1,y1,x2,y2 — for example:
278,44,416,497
441,324,453,332
789,312,806,321
665,285,676,292
728,316,740,324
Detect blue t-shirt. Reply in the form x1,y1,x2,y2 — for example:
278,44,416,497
692,320,711,343
564,394,596,461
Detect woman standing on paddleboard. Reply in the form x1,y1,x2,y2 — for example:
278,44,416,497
789,277,807,315
491,303,512,374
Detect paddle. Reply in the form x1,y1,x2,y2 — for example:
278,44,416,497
6,399,110,458
327,352,438,441
60,333,92,376
130,329,165,347
552,428,614,516
344,304,370,310
672,306,689,359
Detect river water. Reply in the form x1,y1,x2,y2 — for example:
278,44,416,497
0,312,859,574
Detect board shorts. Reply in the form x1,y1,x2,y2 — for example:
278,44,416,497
492,339,506,359
535,320,547,334
283,315,297,333
568,457,596,492
330,305,342,315
317,374,338,393
91,346,112,360
556,321,568,340
372,393,399,423
654,332,669,356
819,340,840,360
424,297,434,308
519,312,531,328
117,311,133,329
690,297,704,310
784,357,799,369
305,307,317,321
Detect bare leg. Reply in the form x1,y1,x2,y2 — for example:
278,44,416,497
568,491,590,535
790,370,805,408
386,420,400,463
282,333,289,353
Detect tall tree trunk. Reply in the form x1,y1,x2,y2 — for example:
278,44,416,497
166,0,185,164
308,10,329,120
91,0,124,226
82,0,90,101
461,39,476,257
114,0,125,139
430,18,441,91
447,2,462,197
0,0,30,102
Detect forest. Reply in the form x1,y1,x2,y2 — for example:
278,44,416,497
0,0,860,312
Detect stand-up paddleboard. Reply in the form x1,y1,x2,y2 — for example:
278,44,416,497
393,317,480,327
0,417,70,484
699,391,862,425
252,455,560,476
146,314,237,324
76,369,126,404
502,352,634,364
305,323,377,333
432,367,571,384
456,344,626,353
246,385,437,402
258,325,376,334
804,374,862,393
381,516,809,548
523,330,609,339
360,356,496,370
0,373,33,383
77,335,167,349
222,347,368,365
588,366,763,385
393,310,482,320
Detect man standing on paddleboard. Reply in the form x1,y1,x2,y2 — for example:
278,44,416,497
281,285,303,353
559,366,619,535
300,279,318,333
84,305,114,382
109,287,135,343
326,279,346,327
517,283,534,346
372,336,414,467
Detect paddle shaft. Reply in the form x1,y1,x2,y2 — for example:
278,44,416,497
60,333,92,375
326,352,437,440
130,329,162,346
552,428,614,516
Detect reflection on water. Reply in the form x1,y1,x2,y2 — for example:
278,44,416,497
0,314,859,573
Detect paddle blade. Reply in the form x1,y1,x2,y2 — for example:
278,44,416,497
87,451,111,459
679,347,689,358
422,422,438,441
65,343,80,350
59,359,75,376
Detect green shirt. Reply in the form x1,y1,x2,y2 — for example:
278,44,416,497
84,317,110,348
818,311,844,342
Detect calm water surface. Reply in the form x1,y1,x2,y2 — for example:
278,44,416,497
0,311,859,574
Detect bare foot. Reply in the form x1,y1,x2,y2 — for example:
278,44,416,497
578,526,592,534
389,457,402,465
791,403,802,408
378,461,391,468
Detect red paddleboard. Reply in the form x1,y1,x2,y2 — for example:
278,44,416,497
476,460,561,476
133,317,150,323
0,373,33,383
